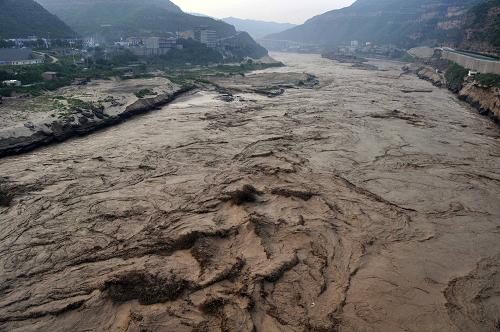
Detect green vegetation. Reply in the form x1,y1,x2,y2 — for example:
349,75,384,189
0,0,74,39
0,40,282,99
144,37,266,67
55,98,102,118
4,94,101,120
162,61,284,87
147,40,223,68
444,63,469,92
0,40,15,48
475,73,500,88
220,32,268,60
134,89,157,98
0,49,142,97
34,0,267,60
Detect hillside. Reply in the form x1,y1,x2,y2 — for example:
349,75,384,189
35,0,234,38
459,0,500,55
0,0,75,39
267,0,483,48
223,17,296,39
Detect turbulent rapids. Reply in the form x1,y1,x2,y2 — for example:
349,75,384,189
0,53,499,331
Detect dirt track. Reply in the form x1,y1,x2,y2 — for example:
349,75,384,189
0,53,499,331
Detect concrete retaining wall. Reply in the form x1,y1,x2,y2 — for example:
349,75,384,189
442,50,500,75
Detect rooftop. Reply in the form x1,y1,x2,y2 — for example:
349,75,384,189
0,48,33,62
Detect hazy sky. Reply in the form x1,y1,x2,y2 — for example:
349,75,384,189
173,0,355,24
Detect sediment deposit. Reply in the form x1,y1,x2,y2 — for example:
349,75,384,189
0,53,499,332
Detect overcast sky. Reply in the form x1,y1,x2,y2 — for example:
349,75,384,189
173,0,356,24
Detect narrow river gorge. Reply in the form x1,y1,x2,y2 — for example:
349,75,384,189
1,53,499,331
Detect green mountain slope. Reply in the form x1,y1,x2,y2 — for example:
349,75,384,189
35,0,235,38
0,0,75,39
267,0,482,48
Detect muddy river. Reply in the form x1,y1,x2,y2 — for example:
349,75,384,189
0,53,499,331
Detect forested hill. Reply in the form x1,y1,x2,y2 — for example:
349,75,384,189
35,0,236,39
0,0,75,39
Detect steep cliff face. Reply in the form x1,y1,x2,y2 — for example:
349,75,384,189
459,0,500,56
267,0,481,48
265,0,499,56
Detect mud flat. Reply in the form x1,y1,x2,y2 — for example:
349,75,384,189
0,53,499,331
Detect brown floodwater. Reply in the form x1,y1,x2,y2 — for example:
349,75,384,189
0,53,499,331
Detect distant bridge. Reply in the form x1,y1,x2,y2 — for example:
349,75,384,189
257,39,317,50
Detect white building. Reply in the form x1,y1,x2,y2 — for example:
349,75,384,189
194,27,217,48
2,80,22,87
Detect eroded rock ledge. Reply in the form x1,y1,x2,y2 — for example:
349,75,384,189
0,85,193,158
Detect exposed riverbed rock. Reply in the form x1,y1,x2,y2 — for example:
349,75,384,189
0,85,193,157
416,66,445,87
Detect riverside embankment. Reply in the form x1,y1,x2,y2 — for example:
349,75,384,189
0,53,499,332
0,77,192,157
413,64,500,122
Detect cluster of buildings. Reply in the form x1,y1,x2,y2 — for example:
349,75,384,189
1,25,250,66
120,36,182,57
333,41,404,58
113,27,219,58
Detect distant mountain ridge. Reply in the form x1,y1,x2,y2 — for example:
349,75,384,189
0,0,75,39
267,0,486,49
37,0,182,16
223,17,296,39
35,0,234,38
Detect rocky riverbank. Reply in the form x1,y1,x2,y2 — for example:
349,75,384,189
0,77,193,158
407,63,500,123
0,68,314,158
0,86,193,158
